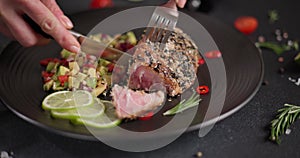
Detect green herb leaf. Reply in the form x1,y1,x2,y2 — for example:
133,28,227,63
163,93,201,116
270,104,300,144
268,10,279,23
256,42,291,55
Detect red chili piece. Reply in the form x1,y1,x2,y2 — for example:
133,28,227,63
196,85,210,95
138,112,154,121
204,50,222,59
198,58,205,65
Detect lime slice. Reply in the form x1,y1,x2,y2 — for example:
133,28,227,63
73,100,121,128
42,90,94,110
295,52,300,65
50,98,105,119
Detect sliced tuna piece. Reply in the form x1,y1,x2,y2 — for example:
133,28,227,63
111,85,165,119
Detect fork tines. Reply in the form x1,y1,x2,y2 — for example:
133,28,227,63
144,6,178,49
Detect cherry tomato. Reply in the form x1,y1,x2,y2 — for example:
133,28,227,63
138,112,154,121
90,0,113,9
196,85,210,95
234,16,258,35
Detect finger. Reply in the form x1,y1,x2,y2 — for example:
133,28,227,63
1,9,40,47
22,1,80,53
176,0,186,8
0,19,14,39
41,0,73,29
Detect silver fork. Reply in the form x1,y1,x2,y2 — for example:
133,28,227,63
143,0,179,49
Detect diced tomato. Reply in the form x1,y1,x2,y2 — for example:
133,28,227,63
42,71,54,82
138,112,154,121
234,16,258,35
40,58,53,66
90,0,113,9
196,85,210,95
107,63,115,72
42,71,54,78
58,75,68,86
60,59,68,67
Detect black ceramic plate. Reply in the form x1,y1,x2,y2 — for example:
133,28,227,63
0,9,263,140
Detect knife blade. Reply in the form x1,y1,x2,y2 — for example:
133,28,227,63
69,30,133,63
23,14,132,63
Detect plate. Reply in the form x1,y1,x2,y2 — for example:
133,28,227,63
0,8,263,140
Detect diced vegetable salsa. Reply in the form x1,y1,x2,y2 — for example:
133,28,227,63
40,32,137,97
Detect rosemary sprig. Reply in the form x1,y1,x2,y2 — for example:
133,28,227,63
270,104,300,144
256,42,292,55
163,93,201,116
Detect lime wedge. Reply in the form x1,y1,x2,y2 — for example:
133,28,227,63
73,100,121,128
42,90,94,110
50,98,105,119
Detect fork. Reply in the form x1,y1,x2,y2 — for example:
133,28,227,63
143,0,179,49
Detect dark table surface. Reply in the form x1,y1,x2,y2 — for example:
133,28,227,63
1,0,300,158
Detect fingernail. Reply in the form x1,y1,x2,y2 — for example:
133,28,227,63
61,15,73,29
70,45,80,53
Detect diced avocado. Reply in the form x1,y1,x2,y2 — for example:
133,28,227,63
99,58,111,67
127,31,137,45
53,81,65,91
61,49,74,59
58,66,70,76
52,62,60,74
92,83,107,96
46,62,56,72
43,80,54,91
76,72,87,82
68,76,80,89
98,66,108,76
103,74,112,86
86,77,97,89
69,62,80,75
87,68,96,78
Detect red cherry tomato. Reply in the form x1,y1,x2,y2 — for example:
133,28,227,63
196,85,210,95
90,0,113,9
234,16,258,35
138,112,154,121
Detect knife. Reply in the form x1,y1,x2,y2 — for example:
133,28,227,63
23,15,132,63
69,30,133,63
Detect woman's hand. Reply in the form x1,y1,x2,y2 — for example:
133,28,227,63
0,0,80,53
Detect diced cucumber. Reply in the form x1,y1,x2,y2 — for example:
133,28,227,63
43,80,54,91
